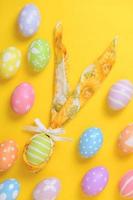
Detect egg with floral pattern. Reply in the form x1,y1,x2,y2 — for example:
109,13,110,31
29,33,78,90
0,179,20,200
118,124,133,154
28,39,51,72
18,4,41,37
0,47,21,79
0,140,18,172
11,82,35,115
33,178,61,200
79,127,103,158
81,166,109,196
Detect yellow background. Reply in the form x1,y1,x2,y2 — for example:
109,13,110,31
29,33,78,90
0,0,133,199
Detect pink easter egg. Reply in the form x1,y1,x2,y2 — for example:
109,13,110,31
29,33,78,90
118,124,133,154
119,170,133,199
33,178,61,200
11,82,35,115
108,80,133,110
81,166,109,196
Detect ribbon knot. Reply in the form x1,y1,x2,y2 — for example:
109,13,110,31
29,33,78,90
24,118,72,142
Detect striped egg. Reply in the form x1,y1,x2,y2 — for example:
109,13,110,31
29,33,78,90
0,140,18,172
25,133,54,166
108,80,133,110
119,170,133,199
118,124,133,154
79,128,103,158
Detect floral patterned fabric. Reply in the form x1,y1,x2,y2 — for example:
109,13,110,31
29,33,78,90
50,37,118,128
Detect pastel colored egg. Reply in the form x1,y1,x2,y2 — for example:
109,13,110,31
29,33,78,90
108,80,133,110
119,170,133,199
0,179,20,200
0,140,18,172
33,178,61,200
81,166,109,196
118,124,133,154
11,82,35,115
18,4,41,37
0,47,21,79
79,127,103,158
28,39,51,72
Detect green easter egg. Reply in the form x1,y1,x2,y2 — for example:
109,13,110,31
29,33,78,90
0,47,21,79
28,39,51,72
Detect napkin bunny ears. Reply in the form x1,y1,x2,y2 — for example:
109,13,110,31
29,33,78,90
23,22,118,173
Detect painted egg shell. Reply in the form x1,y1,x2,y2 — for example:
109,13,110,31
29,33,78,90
81,166,109,196
0,140,18,172
0,47,21,79
118,124,133,154
79,127,103,158
18,4,41,37
11,82,35,115
33,178,61,200
119,170,133,199
108,80,133,110
0,179,20,200
28,39,51,72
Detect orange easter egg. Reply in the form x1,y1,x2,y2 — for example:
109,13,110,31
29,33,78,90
118,124,133,154
0,140,19,172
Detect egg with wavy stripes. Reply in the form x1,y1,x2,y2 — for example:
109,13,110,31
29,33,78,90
119,170,133,199
108,80,133,110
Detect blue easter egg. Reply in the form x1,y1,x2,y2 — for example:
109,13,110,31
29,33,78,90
79,127,103,158
0,179,20,200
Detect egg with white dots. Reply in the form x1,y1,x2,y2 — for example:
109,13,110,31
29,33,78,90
18,4,41,37
28,39,51,72
11,82,35,115
0,179,20,200
81,166,109,196
79,127,103,158
0,47,21,79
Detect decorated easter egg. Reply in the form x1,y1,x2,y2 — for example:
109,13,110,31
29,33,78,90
0,47,21,79
0,179,20,200
108,80,133,110
119,170,133,199
28,39,51,72
81,166,109,196
18,4,41,37
0,140,18,172
11,82,35,115
118,124,133,154
33,178,61,200
79,127,103,158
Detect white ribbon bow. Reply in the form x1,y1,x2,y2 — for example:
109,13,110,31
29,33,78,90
24,118,72,142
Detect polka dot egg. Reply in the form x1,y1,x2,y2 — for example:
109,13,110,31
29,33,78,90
0,140,18,172
81,166,109,196
0,47,21,79
11,82,35,115
108,80,133,110
0,179,20,200
28,39,51,72
79,127,103,158
118,124,133,154
119,170,133,199
18,4,41,37
33,178,61,200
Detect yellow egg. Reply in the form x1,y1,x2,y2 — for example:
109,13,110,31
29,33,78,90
0,47,21,79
